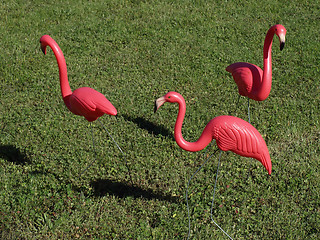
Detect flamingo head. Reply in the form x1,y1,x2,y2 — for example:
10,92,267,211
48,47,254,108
273,24,287,51
39,35,52,55
154,91,183,113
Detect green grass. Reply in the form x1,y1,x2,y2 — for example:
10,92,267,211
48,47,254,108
0,0,319,239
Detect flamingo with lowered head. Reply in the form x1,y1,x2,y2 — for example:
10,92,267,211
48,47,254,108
154,91,271,239
154,91,271,172
40,35,131,179
226,24,287,121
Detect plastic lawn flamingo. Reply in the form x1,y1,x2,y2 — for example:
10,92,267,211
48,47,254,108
40,35,131,179
40,35,117,121
226,24,286,122
154,92,271,172
154,91,271,239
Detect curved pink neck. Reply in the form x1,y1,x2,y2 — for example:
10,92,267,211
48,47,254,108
174,97,213,152
44,37,72,107
254,28,274,101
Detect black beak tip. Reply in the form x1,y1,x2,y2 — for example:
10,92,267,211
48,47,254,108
280,42,285,51
40,46,46,55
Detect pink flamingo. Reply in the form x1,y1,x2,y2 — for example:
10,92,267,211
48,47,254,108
154,91,271,239
154,91,271,172
40,35,130,178
226,24,286,121
40,35,117,121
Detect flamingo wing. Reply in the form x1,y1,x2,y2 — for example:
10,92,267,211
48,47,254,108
212,116,271,174
69,87,117,121
226,62,263,97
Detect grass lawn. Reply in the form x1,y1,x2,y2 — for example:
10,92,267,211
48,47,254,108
0,0,319,239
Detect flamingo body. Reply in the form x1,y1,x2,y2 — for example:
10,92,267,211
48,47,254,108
155,91,271,174
209,116,271,172
40,35,117,122
226,62,263,100
68,87,117,122
226,24,286,102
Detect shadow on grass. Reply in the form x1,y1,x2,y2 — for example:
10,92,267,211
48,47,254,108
0,145,30,165
121,114,174,140
90,178,180,203
29,169,180,203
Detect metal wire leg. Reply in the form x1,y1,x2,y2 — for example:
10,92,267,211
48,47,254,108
78,123,98,177
186,143,218,240
98,119,134,186
210,150,233,240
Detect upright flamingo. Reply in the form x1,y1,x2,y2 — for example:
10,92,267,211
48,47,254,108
154,91,271,239
40,35,130,178
226,24,286,121
40,35,117,121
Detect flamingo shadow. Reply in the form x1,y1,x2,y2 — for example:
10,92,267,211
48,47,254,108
90,178,180,203
0,145,30,165
121,114,174,140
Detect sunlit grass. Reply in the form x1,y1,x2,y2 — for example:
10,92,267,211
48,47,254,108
0,0,319,239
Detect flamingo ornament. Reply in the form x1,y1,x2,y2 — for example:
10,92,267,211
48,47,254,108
226,24,286,121
40,35,117,121
40,35,130,178
154,91,271,239
154,91,271,173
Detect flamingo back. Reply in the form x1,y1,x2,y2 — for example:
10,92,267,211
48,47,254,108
211,115,271,174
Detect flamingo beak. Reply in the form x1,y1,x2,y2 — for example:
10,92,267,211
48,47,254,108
154,96,166,113
40,37,47,55
40,41,47,55
279,34,285,51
